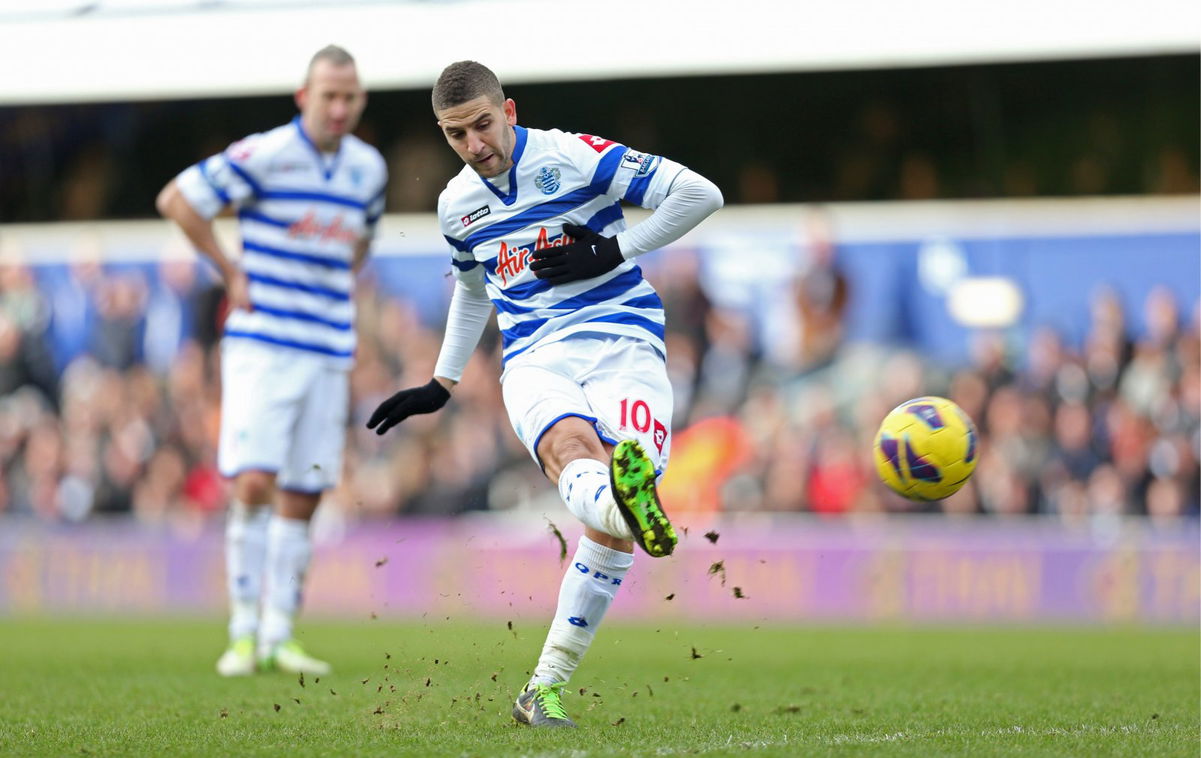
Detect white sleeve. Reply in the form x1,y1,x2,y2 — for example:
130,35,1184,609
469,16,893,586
174,135,265,219
433,273,493,382
614,166,724,258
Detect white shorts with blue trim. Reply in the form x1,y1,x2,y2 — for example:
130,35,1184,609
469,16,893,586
217,339,349,493
501,335,673,472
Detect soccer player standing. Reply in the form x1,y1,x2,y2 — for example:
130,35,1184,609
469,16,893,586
367,61,722,726
156,46,386,677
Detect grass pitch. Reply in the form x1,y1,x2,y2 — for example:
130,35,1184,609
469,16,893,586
0,618,1195,757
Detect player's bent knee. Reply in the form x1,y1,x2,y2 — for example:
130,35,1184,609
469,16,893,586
234,470,276,506
537,418,607,481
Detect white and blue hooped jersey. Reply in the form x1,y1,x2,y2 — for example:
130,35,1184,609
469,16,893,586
438,127,685,368
175,117,387,367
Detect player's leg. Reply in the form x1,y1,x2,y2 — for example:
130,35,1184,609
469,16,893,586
258,489,329,675
215,342,294,677
538,416,638,544
216,471,274,676
500,346,639,726
582,337,677,558
258,359,347,675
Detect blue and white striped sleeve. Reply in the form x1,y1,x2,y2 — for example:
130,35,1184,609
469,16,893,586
365,181,387,238
174,141,262,219
606,149,685,209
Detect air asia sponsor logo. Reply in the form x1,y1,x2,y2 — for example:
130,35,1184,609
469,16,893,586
461,205,491,227
287,211,359,243
495,226,571,286
578,134,616,153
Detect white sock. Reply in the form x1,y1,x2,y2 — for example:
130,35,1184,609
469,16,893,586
532,535,634,685
558,459,634,540
225,502,270,642
259,515,312,650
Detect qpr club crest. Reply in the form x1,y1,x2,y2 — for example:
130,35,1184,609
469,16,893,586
534,166,561,195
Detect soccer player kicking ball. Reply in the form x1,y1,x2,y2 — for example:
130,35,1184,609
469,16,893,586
367,61,722,727
157,46,387,677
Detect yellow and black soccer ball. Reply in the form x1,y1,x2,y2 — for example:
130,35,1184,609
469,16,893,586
873,396,979,501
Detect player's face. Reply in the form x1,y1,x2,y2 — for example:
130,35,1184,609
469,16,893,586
296,60,366,152
436,96,518,178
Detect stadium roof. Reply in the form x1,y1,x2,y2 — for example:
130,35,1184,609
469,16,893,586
0,0,1198,105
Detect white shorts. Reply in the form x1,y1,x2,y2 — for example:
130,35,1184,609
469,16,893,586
501,335,673,473
217,340,349,493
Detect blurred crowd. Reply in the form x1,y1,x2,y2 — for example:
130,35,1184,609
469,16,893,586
0,233,1196,526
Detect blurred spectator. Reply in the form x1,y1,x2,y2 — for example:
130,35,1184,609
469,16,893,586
793,208,848,372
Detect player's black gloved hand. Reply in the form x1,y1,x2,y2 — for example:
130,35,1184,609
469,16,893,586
366,379,450,435
530,223,624,285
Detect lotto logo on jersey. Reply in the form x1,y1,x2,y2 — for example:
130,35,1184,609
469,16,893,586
578,134,616,153
226,136,259,162
461,204,491,227
495,226,568,285
653,419,668,454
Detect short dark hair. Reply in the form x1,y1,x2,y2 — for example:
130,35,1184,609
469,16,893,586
432,61,504,113
306,45,355,82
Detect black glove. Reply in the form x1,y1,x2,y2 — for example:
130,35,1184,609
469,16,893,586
530,223,624,285
366,378,450,435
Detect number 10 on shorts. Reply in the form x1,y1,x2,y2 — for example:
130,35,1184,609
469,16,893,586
619,398,667,455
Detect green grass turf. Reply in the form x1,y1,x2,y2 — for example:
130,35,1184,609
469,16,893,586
0,618,1195,757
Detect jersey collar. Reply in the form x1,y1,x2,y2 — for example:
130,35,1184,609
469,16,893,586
292,115,343,182
479,125,528,206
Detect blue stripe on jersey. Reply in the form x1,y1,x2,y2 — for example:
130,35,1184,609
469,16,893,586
500,275,552,302
453,258,479,271
258,190,366,210
582,311,666,341
585,201,624,232
238,208,291,228
249,303,352,330
624,169,657,206
292,116,342,181
444,235,470,252
491,298,536,315
548,267,644,310
479,127,529,207
620,292,665,310
366,187,386,225
497,268,650,347
590,146,629,194
500,316,547,347
224,330,353,358
500,340,537,366
511,125,529,166
198,160,231,205
224,158,263,196
246,271,350,301
242,239,351,270
463,148,628,253
464,187,603,250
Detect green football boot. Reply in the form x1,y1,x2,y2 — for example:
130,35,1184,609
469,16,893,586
512,682,576,728
609,439,677,557
259,639,331,676
216,636,256,677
